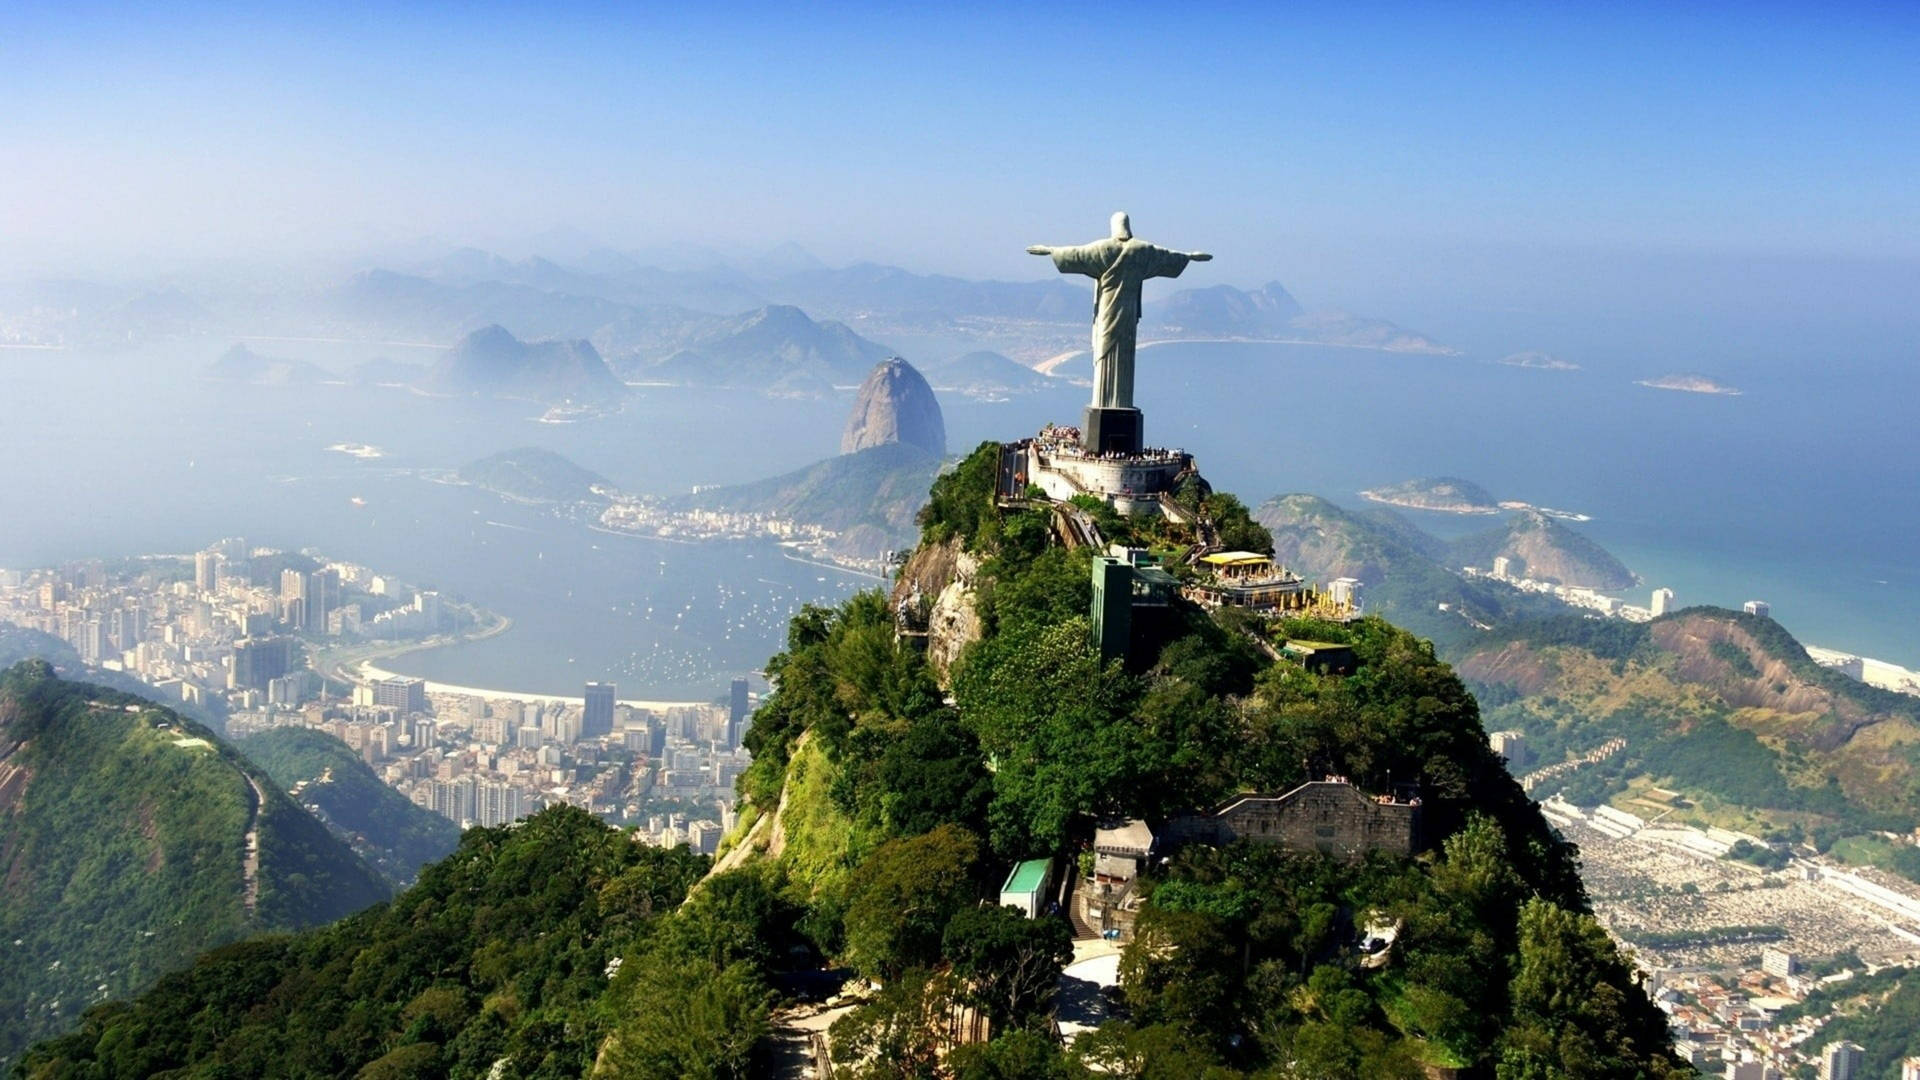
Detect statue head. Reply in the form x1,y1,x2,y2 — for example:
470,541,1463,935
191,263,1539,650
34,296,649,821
1110,211,1132,241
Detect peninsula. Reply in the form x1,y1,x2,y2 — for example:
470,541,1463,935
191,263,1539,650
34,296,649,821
1359,475,1502,514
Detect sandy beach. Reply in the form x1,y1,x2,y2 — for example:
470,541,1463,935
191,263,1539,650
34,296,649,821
356,660,709,711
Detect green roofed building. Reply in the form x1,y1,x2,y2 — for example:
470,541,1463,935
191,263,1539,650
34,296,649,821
1282,640,1357,676
999,857,1056,918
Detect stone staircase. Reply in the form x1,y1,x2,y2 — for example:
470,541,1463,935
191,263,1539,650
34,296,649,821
1065,873,1100,941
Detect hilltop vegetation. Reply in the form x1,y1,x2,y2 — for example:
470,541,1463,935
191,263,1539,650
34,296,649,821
720,442,1680,1077
0,662,388,1068
1459,609,1920,867
240,726,462,886
19,446,1683,1078
19,807,710,1080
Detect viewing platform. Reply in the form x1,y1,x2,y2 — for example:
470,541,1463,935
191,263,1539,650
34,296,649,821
1011,425,1195,516
1182,550,1315,612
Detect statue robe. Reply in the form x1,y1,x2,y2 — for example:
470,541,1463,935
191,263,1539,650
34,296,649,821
1048,238,1192,410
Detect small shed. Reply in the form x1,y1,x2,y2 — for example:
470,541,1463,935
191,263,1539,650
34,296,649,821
999,857,1056,918
1282,640,1358,676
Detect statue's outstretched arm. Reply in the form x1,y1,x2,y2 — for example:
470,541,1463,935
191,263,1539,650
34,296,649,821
1187,251,1212,262
1026,245,1053,256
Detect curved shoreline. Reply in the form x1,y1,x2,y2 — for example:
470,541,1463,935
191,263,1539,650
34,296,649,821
311,609,516,686
355,660,706,712
1359,490,1501,515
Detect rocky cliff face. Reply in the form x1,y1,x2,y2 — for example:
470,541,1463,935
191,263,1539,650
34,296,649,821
890,536,980,685
841,357,946,457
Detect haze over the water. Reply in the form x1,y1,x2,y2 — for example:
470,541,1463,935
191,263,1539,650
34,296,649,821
6,4,1918,350
3,2,1918,676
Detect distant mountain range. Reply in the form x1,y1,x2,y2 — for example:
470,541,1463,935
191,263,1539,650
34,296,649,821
1452,509,1637,591
423,324,625,405
1253,493,1580,648
920,350,1057,397
0,662,388,1066
1146,280,1304,337
1360,476,1501,514
629,304,893,388
203,343,331,385
3,243,1462,369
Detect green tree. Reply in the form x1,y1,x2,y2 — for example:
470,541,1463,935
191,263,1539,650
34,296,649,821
842,825,982,979
827,969,954,1080
603,960,772,1080
1497,899,1684,1079
942,905,1074,1030
1067,1022,1233,1079
953,617,1145,854
1118,907,1241,1036
949,1029,1082,1080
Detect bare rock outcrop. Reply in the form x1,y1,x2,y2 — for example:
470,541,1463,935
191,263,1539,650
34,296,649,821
841,357,946,458
891,536,982,685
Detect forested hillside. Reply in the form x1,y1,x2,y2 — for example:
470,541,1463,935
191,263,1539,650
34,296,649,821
1460,608,1920,876
19,808,709,1079
18,444,1687,1078
0,661,388,1068
241,726,462,885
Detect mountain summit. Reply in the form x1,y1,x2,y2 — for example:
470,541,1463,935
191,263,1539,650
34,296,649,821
841,356,947,457
424,324,625,405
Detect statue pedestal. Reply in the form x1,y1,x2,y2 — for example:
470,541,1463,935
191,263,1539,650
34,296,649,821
1082,407,1142,455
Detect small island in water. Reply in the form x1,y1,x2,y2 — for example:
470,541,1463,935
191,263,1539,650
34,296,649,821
1636,373,1742,395
1498,350,1580,371
1360,475,1501,514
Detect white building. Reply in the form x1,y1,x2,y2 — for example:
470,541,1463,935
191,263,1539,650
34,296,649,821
1743,600,1771,618
1491,555,1513,580
1327,577,1363,611
1761,947,1798,978
1489,730,1532,769
1650,587,1676,616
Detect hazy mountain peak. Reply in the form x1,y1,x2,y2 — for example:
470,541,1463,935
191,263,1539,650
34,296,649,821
842,356,946,457
426,324,624,404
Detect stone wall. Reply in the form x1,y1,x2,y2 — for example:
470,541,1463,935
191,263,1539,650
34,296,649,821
1161,781,1420,860
1025,446,1188,515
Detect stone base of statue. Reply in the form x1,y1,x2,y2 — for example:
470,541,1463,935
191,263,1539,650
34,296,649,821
1082,406,1143,456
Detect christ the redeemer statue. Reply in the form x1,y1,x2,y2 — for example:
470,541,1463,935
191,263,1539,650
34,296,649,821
1029,212,1209,454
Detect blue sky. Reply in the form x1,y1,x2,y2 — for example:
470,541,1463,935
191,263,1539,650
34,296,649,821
4,1,1917,303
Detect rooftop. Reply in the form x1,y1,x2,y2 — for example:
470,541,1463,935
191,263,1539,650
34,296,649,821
1200,551,1272,567
1002,857,1051,895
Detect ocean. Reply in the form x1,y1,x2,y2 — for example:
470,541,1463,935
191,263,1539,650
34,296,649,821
0,337,1913,701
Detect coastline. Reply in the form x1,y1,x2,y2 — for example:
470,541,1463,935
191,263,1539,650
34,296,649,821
356,660,706,711
309,608,515,686
1358,490,1501,515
